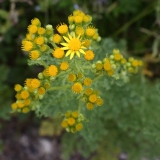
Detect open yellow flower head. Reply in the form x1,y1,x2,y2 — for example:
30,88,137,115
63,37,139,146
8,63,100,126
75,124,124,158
84,50,94,61
56,23,68,34
20,90,29,99
22,41,33,51
14,84,22,92
28,25,38,34
86,26,96,37
72,82,83,94
61,33,86,59
46,65,58,77
52,48,64,59
29,50,40,60
86,102,94,110
31,18,40,26
52,34,62,44
60,62,69,71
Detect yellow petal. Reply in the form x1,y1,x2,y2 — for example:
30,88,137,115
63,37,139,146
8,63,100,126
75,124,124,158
66,50,72,56
61,43,68,47
61,46,69,50
76,51,80,57
68,34,72,40
81,46,86,49
63,36,70,42
79,49,85,54
70,52,75,59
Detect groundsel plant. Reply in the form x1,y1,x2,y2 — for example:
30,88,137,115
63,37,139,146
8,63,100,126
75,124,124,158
12,10,143,133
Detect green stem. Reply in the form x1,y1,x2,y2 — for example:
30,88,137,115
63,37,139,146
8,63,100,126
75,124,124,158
78,100,82,113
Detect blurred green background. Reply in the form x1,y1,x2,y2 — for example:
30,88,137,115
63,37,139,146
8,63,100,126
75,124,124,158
0,0,160,160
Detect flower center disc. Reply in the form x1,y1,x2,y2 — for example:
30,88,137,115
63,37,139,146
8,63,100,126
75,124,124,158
68,38,81,51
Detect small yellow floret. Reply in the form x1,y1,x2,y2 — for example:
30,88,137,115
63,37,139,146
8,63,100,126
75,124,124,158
77,73,83,79
114,53,122,61
68,73,76,82
72,82,83,94
96,63,103,70
83,39,91,47
52,34,62,43
46,65,58,77
67,117,75,126
74,15,83,24
75,123,83,131
65,111,71,118
56,23,68,34
60,62,69,71
86,102,94,110
29,50,40,60
25,78,32,88
61,120,68,128
14,84,22,92
31,18,40,26
31,78,40,89
85,88,93,96
26,33,33,40
96,97,103,106
28,25,38,34
40,44,48,52
52,48,64,59
68,15,74,23
107,69,114,76
38,87,46,95
121,58,127,64
20,90,29,99
86,26,96,37
83,15,92,23
89,94,97,103
11,103,18,110
72,111,79,118
83,78,92,86
104,62,111,71
17,101,24,108
24,99,31,106
132,60,139,67
37,27,45,35
35,36,45,45
84,50,94,61
15,93,21,99
22,41,33,51
22,107,29,113
75,26,84,36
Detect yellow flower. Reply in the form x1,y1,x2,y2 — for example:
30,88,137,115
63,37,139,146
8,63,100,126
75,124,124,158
121,58,127,64
83,15,92,23
68,15,74,23
83,39,91,47
31,18,40,26
38,87,46,95
72,111,79,118
96,63,103,70
75,123,83,131
60,62,69,71
17,101,24,108
61,120,68,128
46,65,58,77
93,33,99,40
84,50,94,61
107,69,114,76
25,78,32,88
52,48,64,59
29,50,40,60
89,94,97,103
31,78,41,89
15,93,21,99
83,78,92,86
77,72,83,79
75,26,84,36
35,36,45,45
28,25,38,34
52,34,62,44
24,99,31,106
67,117,75,126
72,82,83,94
14,84,22,92
22,41,33,51
68,73,76,82
96,97,103,106
132,60,139,67
104,62,111,71
37,27,45,35
26,33,33,41
56,23,68,34
22,107,29,113
11,103,18,110
20,90,29,99
84,88,93,96
113,49,122,61
61,33,86,59
86,102,94,110
86,26,96,37
74,15,83,24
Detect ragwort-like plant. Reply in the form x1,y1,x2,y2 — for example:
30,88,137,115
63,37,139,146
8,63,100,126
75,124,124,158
11,10,143,133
